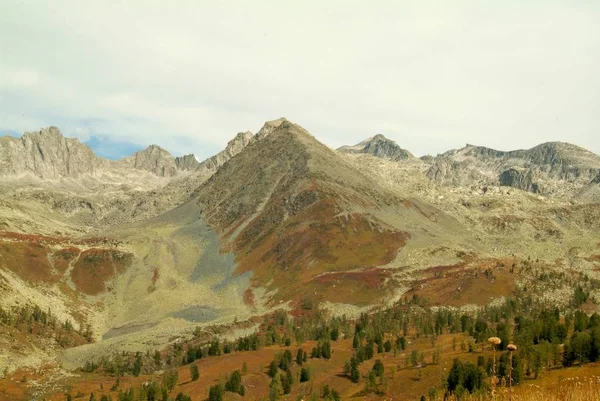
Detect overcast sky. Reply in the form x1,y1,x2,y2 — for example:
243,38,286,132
1,1,598,160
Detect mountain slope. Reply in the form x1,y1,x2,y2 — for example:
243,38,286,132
194,120,470,307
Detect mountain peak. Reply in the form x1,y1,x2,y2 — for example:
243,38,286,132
119,144,177,177
338,134,414,161
253,117,289,141
138,144,170,154
22,126,66,141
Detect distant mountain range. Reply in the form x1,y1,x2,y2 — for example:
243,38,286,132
3,124,599,199
0,126,253,179
339,134,600,199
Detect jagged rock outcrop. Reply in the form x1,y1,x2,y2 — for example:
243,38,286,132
593,172,600,184
175,154,201,171
0,127,106,178
197,131,254,175
338,134,414,161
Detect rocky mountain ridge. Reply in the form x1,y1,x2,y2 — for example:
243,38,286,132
0,127,107,178
341,136,600,199
0,126,257,180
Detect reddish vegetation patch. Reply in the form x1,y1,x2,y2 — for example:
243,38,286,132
51,247,80,274
243,288,256,308
151,267,159,285
0,231,124,248
0,231,70,245
76,236,124,247
312,268,392,289
0,240,57,282
147,267,160,293
71,249,133,296
406,258,517,307
305,268,395,306
235,198,408,307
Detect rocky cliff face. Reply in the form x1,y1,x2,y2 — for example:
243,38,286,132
499,168,540,193
338,134,414,161
0,127,107,178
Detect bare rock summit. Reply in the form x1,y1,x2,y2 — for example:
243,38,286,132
338,134,414,161
118,144,178,177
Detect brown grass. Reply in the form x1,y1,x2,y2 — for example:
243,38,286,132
70,249,133,295
406,260,517,307
0,240,57,283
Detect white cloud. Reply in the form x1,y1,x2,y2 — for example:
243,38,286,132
0,1,598,159
0,65,39,87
